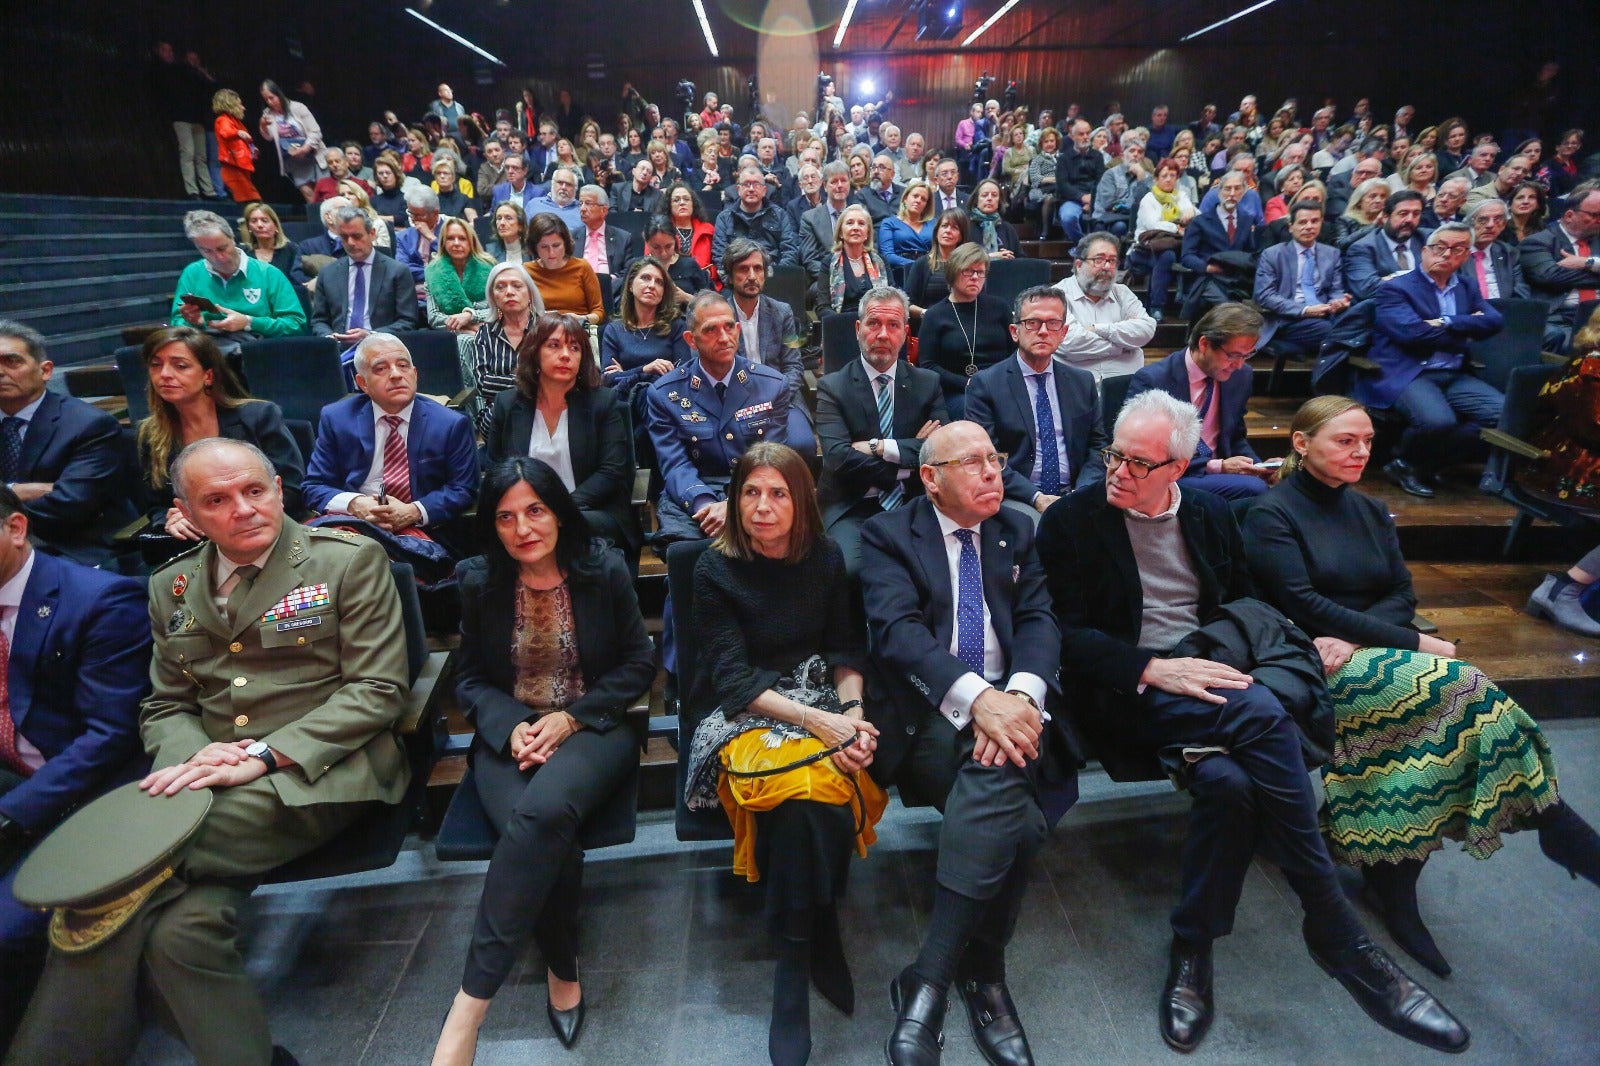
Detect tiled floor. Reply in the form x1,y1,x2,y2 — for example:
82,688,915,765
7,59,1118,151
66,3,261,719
132,721,1600,1066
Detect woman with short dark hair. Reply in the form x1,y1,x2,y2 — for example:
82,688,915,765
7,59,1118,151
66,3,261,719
432,459,655,1065
526,213,604,325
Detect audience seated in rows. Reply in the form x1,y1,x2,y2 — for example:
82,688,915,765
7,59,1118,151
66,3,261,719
310,207,421,358
1053,232,1157,380
917,244,1013,420
170,210,306,342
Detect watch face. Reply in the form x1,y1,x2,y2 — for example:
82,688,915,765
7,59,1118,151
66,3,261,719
246,742,270,757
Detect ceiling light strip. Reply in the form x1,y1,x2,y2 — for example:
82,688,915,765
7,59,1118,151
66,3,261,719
1179,0,1282,42
403,8,505,65
962,0,1023,46
834,0,860,48
691,0,721,57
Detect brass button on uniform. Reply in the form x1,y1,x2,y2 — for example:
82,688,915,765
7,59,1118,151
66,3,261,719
234,714,249,727
725,432,734,440
229,641,243,653
296,636,307,645
233,677,248,688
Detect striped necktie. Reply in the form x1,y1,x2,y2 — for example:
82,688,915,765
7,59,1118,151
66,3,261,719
876,374,903,510
381,415,412,503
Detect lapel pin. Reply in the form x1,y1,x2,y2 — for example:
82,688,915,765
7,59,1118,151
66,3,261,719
998,540,1007,548
36,605,51,618
172,574,189,598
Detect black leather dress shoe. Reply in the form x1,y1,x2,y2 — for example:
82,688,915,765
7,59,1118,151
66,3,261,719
1159,939,1214,1053
886,969,945,1066
1383,459,1436,498
959,979,1033,1066
1311,939,1469,1053
547,995,586,1049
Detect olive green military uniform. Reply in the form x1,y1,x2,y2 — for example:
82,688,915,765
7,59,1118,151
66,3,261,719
7,521,409,1066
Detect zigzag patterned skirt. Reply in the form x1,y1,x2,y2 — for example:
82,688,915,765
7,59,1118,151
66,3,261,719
1322,647,1560,866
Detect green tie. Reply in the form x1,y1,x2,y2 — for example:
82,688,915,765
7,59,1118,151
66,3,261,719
224,564,260,626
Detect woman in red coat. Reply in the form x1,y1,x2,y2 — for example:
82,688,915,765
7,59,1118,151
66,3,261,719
212,89,261,203
659,182,719,287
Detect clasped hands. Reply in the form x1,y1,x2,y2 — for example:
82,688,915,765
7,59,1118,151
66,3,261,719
970,688,1043,768
141,740,295,795
798,705,879,773
510,712,580,770
350,495,423,531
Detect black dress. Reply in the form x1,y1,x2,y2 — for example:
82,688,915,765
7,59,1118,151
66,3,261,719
918,292,1014,419
691,538,868,914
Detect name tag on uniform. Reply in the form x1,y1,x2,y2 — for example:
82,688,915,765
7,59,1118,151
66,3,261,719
275,616,322,632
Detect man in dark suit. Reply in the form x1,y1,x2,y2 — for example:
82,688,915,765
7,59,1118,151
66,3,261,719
1129,303,1274,500
1253,202,1351,358
1519,184,1600,353
929,158,967,215
1462,199,1527,300
310,208,421,363
1179,171,1259,319
574,185,635,285
799,163,855,281
1364,224,1506,497
816,287,947,574
303,333,479,547
1035,390,1468,1057
0,322,134,565
854,158,904,225
489,153,541,215
862,419,1074,1066
296,197,348,261
0,488,149,1050
1342,190,1426,303
966,285,1107,524
608,159,663,215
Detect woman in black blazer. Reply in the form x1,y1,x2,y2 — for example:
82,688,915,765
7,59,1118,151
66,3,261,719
484,312,638,558
134,327,305,557
433,459,655,1064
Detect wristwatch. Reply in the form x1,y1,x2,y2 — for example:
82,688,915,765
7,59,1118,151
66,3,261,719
1006,689,1040,710
869,438,883,459
244,742,278,774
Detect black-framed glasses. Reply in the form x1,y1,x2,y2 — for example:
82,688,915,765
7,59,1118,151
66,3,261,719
928,452,1008,473
1101,448,1177,479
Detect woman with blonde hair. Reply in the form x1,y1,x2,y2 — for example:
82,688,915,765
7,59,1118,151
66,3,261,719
338,180,393,249
212,89,260,202
427,216,497,332
431,155,477,221
817,203,886,314
1244,394,1600,977
1388,150,1439,203
238,202,306,285
878,178,936,281
1337,177,1390,248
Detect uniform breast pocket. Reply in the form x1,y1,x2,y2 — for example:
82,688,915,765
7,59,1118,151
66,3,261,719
259,612,334,648
165,632,216,664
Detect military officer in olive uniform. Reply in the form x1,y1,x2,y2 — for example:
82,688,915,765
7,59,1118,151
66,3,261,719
8,438,409,1066
646,289,791,544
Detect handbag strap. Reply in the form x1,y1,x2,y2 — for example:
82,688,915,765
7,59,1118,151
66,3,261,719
721,734,870,836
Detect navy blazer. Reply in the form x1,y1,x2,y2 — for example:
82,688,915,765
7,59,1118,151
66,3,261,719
858,496,1071,781
1343,228,1425,302
137,400,305,520
964,355,1107,504
297,232,343,260
815,358,949,526
0,551,149,831
1361,268,1505,408
1128,349,1258,468
646,356,789,512
304,394,478,526
485,386,634,538
1180,208,1258,274
1253,240,1346,346
1458,241,1528,301
1520,224,1599,320
310,254,420,336
12,391,134,565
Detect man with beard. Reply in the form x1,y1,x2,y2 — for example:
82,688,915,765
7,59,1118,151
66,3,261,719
857,154,906,225
720,239,812,455
1343,190,1426,303
1053,232,1156,380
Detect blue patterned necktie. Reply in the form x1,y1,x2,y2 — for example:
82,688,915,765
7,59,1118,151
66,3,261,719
0,418,22,482
349,260,368,331
1297,247,1318,307
1031,371,1062,494
876,374,903,510
953,529,986,676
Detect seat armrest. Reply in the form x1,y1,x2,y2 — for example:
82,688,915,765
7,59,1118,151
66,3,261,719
113,513,152,544
1479,427,1546,461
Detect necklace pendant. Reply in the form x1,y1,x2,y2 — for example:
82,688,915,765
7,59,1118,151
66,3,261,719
965,364,978,377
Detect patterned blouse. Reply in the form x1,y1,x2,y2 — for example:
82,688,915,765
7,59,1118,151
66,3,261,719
471,318,523,435
512,582,586,713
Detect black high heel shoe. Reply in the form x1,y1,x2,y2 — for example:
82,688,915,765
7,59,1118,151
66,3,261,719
809,904,854,1015
1536,802,1600,888
1360,859,1451,978
547,995,585,1049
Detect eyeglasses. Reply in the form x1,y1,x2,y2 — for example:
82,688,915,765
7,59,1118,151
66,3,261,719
1429,243,1471,257
958,267,988,280
1101,448,1178,479
927,452,1008,473
1080,254,1119,267
1018,317,1066,333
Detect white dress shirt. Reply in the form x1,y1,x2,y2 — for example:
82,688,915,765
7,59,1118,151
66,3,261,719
1052,276,1157,379
326,401,429,525
527,408,576,491
0,548,43,769
932,508,1048,729
1019,355,1069,494
735,299,762,365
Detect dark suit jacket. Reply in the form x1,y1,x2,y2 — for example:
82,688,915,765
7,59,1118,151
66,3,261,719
310,254,420,336
815,358,948,526
929,189,968,215
799,201,846,279
1520,224,1599,320
454,551,655,755
575,224,635,280
1362,268,1505,408
1035,485,1252,772
734,294,804,397
137,400,305,520
1457,241,1528,301
0,552,149,832
965,355,1108,504
853,184,904,224
1343,228,1425,302
485,386,634,540
303,394,478,525
11,391,134,564
297,233,342,260
609,183,662,215
1128,349,1258,468
859,496,1071,780
1180,209,1259,274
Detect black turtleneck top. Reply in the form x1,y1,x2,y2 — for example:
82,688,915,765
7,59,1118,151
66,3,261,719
1240,466,1420,650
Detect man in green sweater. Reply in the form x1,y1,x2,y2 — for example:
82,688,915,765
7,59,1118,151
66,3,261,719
168,210,306,339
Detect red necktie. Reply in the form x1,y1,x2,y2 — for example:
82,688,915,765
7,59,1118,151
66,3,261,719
1473,250,1491,297
0,626,31,778
1225,211,1236,243
381,415,412,503
1577,238,1598,303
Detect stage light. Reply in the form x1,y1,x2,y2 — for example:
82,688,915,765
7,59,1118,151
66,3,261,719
860,76,876,95
833,0,860,47
962,0,1021,45
1180,0,1283,42
404,8,504,65
690,0,720,56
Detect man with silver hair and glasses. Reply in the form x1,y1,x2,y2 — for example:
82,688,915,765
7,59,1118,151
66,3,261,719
1053,232,1156,380
1423,175,1472,228
395,184,442,292
1090,132,1148,236
169,210,305,340
1036,388,1469,1057
527,167,584,240
1364,221,1504,497
1462,198,1527,300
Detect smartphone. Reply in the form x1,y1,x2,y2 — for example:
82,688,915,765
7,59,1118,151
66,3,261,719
180,293,221,314
1257,457,1285,469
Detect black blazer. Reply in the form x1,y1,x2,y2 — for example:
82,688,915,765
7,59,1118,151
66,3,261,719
1035,485,1253,771
454,551,655,755
859,496,1072,781
484,386,634,540
13,391,135,564
1128,349,1258,468
310,254,420,336
136,400,306,520
964,356,1107,504
815,358,949,526
1520,224,1597,318
1457,241,1528,300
